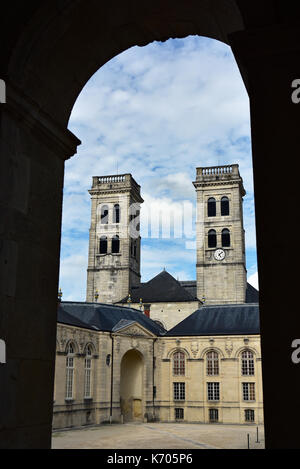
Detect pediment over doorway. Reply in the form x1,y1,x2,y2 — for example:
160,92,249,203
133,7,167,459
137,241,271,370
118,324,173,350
112,319,157,338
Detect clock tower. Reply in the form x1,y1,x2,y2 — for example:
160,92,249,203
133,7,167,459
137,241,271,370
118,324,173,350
193,164,247,305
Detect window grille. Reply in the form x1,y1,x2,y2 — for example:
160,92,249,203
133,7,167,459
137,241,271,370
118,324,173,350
175,408,184,420
173,352,185,376
207,351,219,376
173,382,185,401
242,383,255,401
209,408,219,422
245,409,255,422
65,343,75,400
84,346,92,398
241,350,255,376
207,382,220,401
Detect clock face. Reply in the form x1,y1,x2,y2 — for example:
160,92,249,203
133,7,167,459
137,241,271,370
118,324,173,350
214,248,225,261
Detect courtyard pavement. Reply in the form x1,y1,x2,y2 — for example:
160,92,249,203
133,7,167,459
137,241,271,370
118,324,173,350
52,422,265,449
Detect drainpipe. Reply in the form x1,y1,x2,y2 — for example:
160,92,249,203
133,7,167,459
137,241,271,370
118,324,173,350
153,338,157,421
110,333,114,423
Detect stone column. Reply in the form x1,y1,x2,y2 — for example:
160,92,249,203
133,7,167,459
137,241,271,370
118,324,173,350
229,25,300,449
0,83,80,448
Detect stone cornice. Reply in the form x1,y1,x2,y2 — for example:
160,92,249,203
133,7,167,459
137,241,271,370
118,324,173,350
4,81,81,160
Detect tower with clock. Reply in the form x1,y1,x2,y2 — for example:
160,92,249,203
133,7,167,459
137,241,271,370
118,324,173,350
193,164,247,305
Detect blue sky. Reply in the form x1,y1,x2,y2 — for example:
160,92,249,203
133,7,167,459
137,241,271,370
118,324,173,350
59,35,258,301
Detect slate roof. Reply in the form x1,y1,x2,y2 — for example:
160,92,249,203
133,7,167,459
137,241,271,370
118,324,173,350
57,301,166,335
119,273,258,305
179,281,197,299
166,303,260,336
179,280,259,304
119,270,200,304
245,282,259,303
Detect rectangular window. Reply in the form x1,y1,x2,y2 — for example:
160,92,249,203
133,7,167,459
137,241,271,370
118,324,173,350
173,352,185,375
242,383,255,401
241,355,255,375
207,352,219,376
209,408,219,423
173,382,185,401
245,409,255,422
84,358,92,398
175,408,184,420
65,357,74,400
207,382,220,401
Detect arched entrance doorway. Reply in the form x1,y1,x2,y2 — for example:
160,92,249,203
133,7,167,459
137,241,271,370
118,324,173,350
120,350,144,422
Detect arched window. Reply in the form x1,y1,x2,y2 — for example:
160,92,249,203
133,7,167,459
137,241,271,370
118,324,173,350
113,204,120,223
241,350,255,376
84,345,93,399
173,351,185,376
206,351,219,376
154,320,165,329
65,342,75,400
208,229,217,248
99,236,107,254
101,205,109,224
221,196,230,216
207,197,216,217
112,235,120,253
221,228,230,247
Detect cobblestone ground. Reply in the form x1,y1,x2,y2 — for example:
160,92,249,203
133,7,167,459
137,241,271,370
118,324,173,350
52,422,265,449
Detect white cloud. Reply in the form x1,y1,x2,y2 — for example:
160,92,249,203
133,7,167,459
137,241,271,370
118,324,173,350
59,35,257,300
247,271,259,290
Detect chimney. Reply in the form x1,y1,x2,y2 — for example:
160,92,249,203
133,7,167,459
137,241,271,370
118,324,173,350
143,303,151,318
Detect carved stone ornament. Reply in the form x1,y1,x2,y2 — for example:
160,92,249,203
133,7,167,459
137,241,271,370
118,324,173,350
131,337,139,349
191,341,199,358
225,339,233,357
209,338,215,346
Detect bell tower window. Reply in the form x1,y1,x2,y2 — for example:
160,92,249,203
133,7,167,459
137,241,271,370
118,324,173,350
101,205,109,224
208,229,217,248
112,235,120,254
99,236,108,254
113,204,120,223
221,196,229,216
207,198,216,217
222,228,230,247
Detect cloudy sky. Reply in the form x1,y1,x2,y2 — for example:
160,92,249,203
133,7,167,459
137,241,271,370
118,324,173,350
59,35,258,302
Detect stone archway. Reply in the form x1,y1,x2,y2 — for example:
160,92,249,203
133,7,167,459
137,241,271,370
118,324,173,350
120,350,144,422
1,0,300,449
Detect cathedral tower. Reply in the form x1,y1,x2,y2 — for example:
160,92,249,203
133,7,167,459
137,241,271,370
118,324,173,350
193,164,247,305
86,174,143,304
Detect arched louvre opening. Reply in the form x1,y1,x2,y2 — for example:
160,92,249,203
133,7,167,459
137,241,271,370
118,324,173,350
222,228,230,247
112,235,120,253
101,205,109,224
207,197,216,217
99,236,107,254
113,204,120,223
208,229,217,248
221,196,230,216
